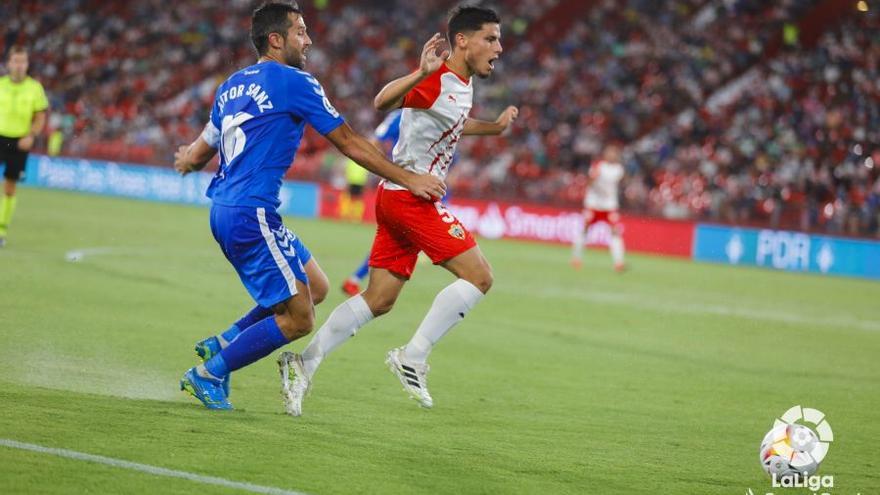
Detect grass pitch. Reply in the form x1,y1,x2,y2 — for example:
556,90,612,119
1,188,878,494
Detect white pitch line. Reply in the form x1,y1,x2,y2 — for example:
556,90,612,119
0,439,309,495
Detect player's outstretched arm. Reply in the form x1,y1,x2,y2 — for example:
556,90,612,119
326,123,446,201
374,33,449,111
174,137,217,176
462,106,519,136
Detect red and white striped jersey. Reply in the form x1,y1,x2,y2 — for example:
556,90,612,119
383,64,473,191
584,160,624,211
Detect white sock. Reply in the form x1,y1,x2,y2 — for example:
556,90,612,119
403,279,484,364
195,364,221,381
610,234,625,266
571,226,585,261
301,295,373,378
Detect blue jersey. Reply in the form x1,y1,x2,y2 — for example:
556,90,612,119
374,109,402,149
201,61,345,209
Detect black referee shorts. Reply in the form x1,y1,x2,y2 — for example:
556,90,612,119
348,183,365,197
0,136,29,182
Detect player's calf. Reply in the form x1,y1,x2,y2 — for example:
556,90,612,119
360,268,407,317
362,291,398,317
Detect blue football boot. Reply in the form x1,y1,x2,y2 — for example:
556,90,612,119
194,336,230,397
180,367,232,410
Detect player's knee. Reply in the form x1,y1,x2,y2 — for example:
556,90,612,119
464,266,493,294
371,299,395,317
275,310,315,340
474,271,494,294
311,290,327,306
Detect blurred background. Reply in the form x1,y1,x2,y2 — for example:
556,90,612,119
2,0,878,236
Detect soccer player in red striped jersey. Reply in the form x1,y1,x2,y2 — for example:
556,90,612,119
278,5,518,415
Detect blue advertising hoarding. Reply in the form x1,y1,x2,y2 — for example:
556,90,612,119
21,155,319,218
693,224,880,280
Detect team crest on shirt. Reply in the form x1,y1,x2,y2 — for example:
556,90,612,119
448,223,466,240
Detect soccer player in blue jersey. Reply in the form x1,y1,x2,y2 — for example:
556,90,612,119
341,109,402,296
172,2,446,410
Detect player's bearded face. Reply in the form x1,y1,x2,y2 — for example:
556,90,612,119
465,23,502,79
282,14,312,69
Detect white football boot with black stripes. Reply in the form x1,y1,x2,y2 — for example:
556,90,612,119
385,347,433,408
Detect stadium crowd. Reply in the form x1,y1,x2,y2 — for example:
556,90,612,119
623,6,880,235
1,0,877,236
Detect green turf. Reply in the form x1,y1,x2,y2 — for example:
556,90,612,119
1,188,878,494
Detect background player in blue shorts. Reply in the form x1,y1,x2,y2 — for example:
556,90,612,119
172,2,445,410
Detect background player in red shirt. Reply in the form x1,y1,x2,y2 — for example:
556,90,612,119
278,6,518,416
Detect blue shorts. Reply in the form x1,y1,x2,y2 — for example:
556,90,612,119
210,204,312,308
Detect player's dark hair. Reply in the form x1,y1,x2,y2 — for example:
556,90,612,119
7,45,28,58
251,2,302,56
447,5,500,45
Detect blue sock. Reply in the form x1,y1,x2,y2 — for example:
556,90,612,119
203,354,229,379
353,255,370,281
220,305,273,344
212,316,289,375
